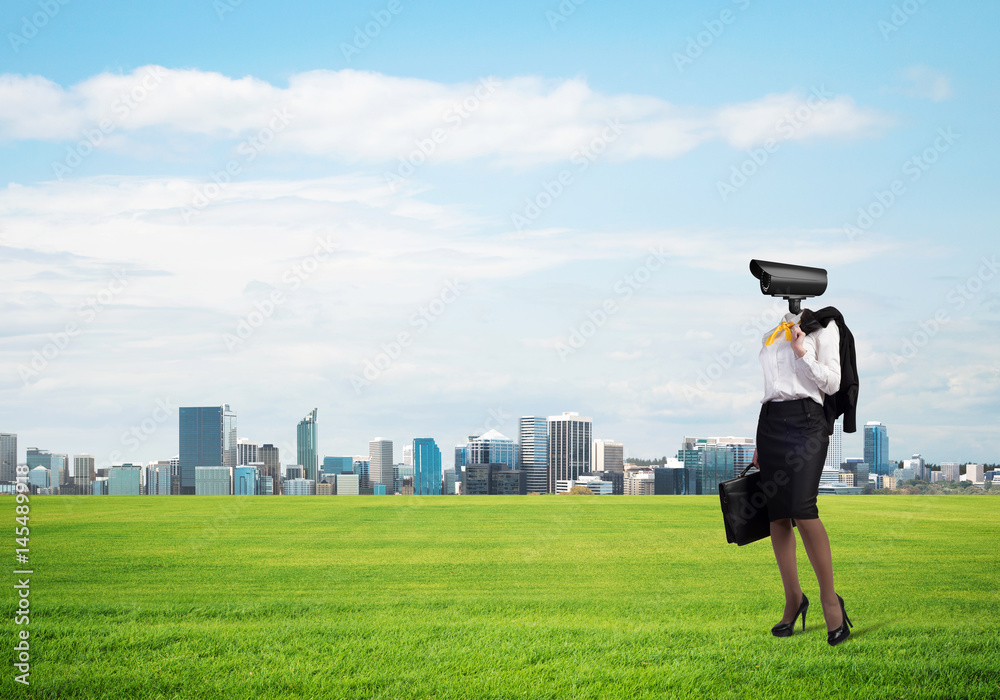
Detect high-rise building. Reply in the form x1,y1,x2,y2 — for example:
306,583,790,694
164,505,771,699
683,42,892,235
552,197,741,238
29,466,51,491
108,466,142,495
652,465,685,495
73,454,96,494
677,441,735,495
593,440,624,473
903,454,926,481
864,421,889,475
546,412,591,493
353,459,370,488
0,433,16,483
841,459,870,488
257,444,279,495
237,438,258,466
323,456,354,475
179,405,237,494
336,473,360,495
824,419,843,469
466,429,517,471
27,447,61,471
624,471,656,495
234,466,259,495
369,438,393,492
297,408,318,482
939,462,960,482
146,461,171,495
412,438,442,495
454,445,466,483
519,417,549,494
284,478,316,495
967,464,985,483
403,446,413,466
195,466,232,495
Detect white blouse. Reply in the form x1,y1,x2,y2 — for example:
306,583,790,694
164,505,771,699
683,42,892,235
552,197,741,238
759,310,841,405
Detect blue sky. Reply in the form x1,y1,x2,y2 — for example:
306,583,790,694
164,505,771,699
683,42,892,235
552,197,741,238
2,0,998,469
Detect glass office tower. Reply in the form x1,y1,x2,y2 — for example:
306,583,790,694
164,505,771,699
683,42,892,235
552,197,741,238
179,404,236,495
412,438,442,495
297,408,318,482
864,421,890,475
519,416,549,494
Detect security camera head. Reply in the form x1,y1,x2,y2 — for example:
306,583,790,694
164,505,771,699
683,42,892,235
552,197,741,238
749,259,827,314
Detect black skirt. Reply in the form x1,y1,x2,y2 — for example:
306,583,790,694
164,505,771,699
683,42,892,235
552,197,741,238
755,397,830,521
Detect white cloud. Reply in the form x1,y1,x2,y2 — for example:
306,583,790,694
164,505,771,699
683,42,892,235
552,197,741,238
0,66,892,165
901,65,953,102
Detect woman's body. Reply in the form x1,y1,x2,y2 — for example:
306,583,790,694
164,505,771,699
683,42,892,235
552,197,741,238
751,310,850,642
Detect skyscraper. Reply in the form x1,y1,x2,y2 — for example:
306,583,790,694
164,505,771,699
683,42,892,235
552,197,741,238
547,412,592,493
412,438,442,495
237,438,259,466
824,419,843,470
466,429,518,471
593,439,624,473
179,405,237,494
297,408,318,482
323,456,354,475
519,416,549,494
1,433,16,483
369,438,393,492
74,454,96,494
258,444,279,494
146,461,172,495
864,421,890,475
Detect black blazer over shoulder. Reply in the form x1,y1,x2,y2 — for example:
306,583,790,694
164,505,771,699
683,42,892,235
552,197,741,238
799,306,859,435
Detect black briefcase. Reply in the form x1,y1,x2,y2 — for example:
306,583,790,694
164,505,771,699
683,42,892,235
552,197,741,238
719,465,771,546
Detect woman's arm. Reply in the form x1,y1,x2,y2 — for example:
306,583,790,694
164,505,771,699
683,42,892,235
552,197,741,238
790,320,841,395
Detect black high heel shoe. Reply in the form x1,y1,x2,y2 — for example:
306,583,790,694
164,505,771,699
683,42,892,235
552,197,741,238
827,594,853,646
771,593,808,637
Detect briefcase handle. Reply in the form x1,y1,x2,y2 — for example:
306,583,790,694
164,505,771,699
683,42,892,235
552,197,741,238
738,463,758,478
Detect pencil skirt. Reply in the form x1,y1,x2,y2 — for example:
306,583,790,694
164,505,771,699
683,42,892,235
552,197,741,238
755,397,830,521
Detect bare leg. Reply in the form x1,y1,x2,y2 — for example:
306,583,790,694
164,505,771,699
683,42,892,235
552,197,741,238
795,517,843,630
769,518,804,622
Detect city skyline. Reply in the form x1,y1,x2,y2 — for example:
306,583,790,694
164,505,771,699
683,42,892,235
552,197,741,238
3,1,998,466
5,407,988,479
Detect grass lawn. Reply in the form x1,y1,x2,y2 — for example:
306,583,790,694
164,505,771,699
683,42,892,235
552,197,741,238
4,494,998,699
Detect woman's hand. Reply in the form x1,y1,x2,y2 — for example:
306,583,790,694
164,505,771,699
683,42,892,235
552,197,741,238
751,448,759,468
790,324,807,358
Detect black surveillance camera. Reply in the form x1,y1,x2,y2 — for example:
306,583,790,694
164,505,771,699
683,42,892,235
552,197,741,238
749,259,827,314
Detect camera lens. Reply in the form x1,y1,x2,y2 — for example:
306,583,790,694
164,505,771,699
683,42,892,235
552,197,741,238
760,272,770,293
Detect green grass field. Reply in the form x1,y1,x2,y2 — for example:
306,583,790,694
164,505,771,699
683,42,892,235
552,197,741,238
4,495,999,699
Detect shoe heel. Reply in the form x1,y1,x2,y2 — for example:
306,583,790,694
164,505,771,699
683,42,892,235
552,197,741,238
801,609,807,631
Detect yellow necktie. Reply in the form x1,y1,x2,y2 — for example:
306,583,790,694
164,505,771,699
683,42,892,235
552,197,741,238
765,322,796,346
